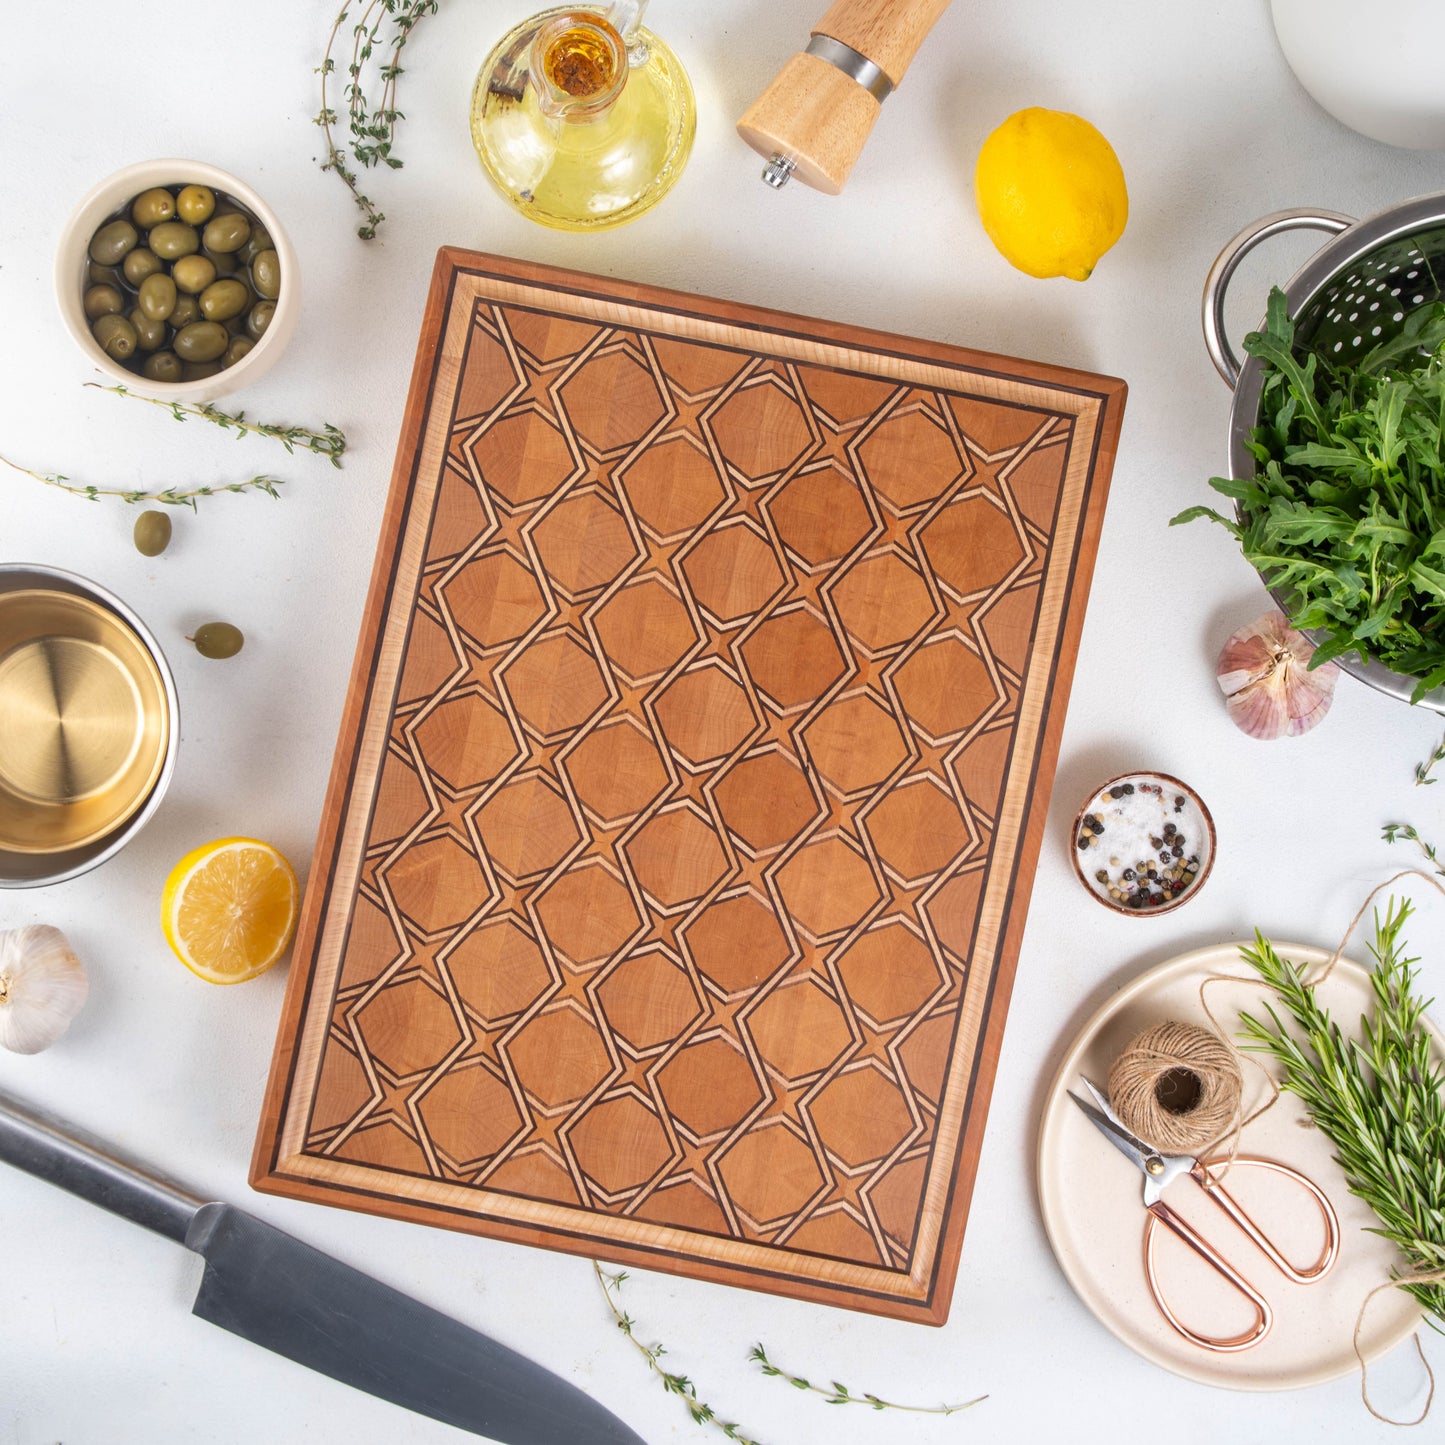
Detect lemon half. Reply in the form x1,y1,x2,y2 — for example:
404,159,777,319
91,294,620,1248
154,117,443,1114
975,107,1128,281
161,836,299,984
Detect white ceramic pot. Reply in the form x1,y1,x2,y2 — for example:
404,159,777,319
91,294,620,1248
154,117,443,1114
55,158,300,403
1271,0,1445,149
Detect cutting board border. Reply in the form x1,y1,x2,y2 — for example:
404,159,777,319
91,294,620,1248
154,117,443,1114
252,247,1126,1325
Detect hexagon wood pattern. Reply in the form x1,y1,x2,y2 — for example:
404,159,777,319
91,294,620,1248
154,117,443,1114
253,250,1125,1324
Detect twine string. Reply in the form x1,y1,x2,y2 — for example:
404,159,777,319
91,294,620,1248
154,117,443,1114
1107,1021,1243,1155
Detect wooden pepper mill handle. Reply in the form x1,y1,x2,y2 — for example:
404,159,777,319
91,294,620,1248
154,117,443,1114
737,0,956,194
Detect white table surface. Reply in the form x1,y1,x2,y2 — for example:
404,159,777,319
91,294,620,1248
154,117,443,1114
5,3,1445,1441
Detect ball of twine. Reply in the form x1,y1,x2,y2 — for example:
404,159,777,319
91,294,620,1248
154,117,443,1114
1107,1020,1243,1154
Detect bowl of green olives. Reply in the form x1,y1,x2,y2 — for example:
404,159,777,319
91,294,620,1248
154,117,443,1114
56,159,298,403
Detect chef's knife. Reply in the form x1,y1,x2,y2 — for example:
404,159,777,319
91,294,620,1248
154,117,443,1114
0,1088,644,1445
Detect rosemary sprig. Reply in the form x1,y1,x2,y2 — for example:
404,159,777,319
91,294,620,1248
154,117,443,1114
1,451,282,509
1383,822,1445,877
594,1265,764,1445
88,384,347,467
1416,732,1445,785
1237,903,1445,1328
748,1343,985,1415
316,0,439,240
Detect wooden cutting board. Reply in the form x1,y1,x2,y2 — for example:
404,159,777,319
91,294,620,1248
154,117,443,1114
252,248,1125,1324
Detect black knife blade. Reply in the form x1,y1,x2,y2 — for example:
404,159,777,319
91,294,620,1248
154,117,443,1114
0,1088,644,1445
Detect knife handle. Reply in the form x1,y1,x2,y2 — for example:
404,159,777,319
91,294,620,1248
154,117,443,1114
0,1087,205,1245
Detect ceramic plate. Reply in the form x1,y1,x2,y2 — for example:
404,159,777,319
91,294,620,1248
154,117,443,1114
1037,941,1434,1390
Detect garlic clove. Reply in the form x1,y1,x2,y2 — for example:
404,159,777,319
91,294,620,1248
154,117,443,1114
0,925,89,1054
1216,610,1339,740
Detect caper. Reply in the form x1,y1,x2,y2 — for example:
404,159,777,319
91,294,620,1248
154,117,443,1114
202,212,251,255
122,247,163,286
133,510,172,557
176,184,215,225
167,293,201,329
147,221,200,261
88,261,124,288
128,307,167,352
88,218,139,267
189,622,244,659
245,300,275,340
223,336,254,367
83,283,125,320
174,320,229,363
130,187,176,229
199,278,249,322
91,313,138,361
250,249,281,300
181,360,224,382
172,254,217,295
141,350,182,383
202,247,238,278
138,272,178,322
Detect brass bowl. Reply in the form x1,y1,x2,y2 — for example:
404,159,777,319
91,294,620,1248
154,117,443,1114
0,567,177,887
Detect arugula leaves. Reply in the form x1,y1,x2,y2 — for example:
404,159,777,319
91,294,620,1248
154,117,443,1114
1173,287,1445,701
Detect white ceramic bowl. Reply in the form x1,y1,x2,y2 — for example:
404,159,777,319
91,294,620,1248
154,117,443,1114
55,159,300,403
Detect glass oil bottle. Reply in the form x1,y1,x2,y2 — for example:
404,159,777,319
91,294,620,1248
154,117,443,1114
470,1,696,232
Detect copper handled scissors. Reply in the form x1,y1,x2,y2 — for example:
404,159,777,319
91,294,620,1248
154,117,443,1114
1069,1076,1340,1352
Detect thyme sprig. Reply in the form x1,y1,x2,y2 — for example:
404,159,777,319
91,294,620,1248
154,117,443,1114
1384,822,1445,877
316,0,440,240
88,384,347,467
1237,903,1445,1328
748,1343,985,1416
1,451,283,509
594,1265,764,1445
1415,732,1445,786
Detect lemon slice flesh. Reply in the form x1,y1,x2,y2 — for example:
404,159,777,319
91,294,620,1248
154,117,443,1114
161,836,299,983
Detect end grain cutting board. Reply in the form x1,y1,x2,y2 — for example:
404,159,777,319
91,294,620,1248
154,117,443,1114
253,249,1125,1324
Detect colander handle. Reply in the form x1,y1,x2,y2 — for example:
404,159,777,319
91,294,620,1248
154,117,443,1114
1203,209,1355,384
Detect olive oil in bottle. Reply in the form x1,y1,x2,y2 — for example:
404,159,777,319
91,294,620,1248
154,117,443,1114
470,3,695,232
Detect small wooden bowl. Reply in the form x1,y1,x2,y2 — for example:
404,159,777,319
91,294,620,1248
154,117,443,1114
1070,771,1216,917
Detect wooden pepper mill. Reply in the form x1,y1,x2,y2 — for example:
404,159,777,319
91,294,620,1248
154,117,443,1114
737,0,955,194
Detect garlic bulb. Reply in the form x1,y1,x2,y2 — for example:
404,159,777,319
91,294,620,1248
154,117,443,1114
1216,611,1339,739
0,926,89,1054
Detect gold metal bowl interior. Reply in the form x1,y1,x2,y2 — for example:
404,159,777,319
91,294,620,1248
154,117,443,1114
0,589,170,854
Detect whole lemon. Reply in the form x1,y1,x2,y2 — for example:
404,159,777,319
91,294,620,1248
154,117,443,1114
974,107,1128,281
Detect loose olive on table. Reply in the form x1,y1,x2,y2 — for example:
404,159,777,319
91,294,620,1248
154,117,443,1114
81,182,280,382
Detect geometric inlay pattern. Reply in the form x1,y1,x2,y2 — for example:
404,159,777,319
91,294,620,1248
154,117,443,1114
255,250,1126,1325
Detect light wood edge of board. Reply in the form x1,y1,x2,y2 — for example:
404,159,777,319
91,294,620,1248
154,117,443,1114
737,52,879,194
816,0,956,84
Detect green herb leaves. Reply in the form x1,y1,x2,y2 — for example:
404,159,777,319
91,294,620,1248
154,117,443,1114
1238,903,1445,1328
1173,287,1445,701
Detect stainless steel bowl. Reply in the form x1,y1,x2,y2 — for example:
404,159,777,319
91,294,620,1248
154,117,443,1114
0,565,179,888
1202,191,1445,712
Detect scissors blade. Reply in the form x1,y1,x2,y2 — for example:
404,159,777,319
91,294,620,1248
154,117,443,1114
1067,1077,1157,1178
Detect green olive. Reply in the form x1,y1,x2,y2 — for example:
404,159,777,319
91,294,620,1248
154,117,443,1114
202,247,238,278
202,212,252,254
250,249,281,300
141,350,183,383
147,221,200,261
189,622,244,659
181,360,224,382
88,260,124,287
172,254,217,295
167,293,201,329
133,510,172,557
92,313,138,361
131,188,177,229
138,272,178,322
88,218,139,267
122,247,163,286
176,184,216,225
238,227,274,265
128,307,167,352
223,336,255,367
245,300,275,340
174,320,229,363
83,284,125,320
199,278,249,322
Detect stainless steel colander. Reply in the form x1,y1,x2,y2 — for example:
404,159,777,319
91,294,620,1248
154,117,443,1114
1202,191,1445,713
